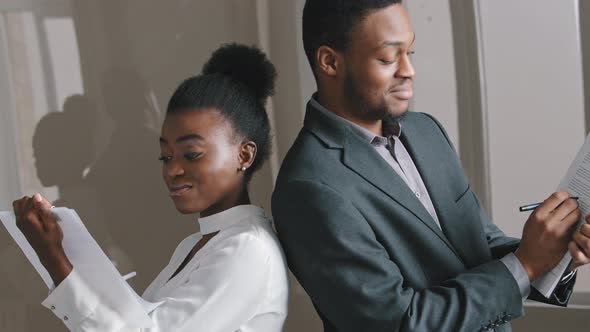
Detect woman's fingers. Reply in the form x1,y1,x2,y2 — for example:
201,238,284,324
12,196,30,216
15,197,44,233
32,194,56,229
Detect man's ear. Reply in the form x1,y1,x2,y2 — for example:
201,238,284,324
238,141,257,172
316,46,341,77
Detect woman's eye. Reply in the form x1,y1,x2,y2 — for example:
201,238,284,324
379,59,395,65
407,50,416,56
184,152,202,160
158,156,172,163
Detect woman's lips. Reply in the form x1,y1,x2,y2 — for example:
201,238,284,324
169,184,193,197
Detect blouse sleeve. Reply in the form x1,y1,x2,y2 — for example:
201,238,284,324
41,233,272,332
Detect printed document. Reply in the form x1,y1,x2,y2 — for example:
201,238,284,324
532,133,590,297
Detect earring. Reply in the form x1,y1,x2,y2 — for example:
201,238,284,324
240,166,247,172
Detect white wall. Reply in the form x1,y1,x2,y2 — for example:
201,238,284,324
406,0,460,149
476,0,590,293
0,14,20,211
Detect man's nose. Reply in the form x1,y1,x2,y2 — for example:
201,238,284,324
396,53,415,79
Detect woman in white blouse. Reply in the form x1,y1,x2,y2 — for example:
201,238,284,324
13,44,289,331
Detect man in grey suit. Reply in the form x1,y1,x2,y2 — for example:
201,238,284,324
272,1,590,331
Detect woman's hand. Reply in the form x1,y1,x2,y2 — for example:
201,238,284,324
13,194,72,285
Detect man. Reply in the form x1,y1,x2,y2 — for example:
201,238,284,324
271,1,590,331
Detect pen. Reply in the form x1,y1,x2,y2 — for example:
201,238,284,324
518,197,579,212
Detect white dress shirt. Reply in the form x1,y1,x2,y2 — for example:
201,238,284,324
41,205,290,332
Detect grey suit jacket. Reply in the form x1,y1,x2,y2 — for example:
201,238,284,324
271,101,575,332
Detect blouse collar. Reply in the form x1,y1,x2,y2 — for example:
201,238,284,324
198,205,266,235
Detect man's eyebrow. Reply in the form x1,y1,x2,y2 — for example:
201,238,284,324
379,33,416,49
159,134,204,144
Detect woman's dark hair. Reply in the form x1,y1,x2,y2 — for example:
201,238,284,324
166,43,276,182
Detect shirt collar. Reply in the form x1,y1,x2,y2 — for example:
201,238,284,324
309,94,402,147
198,205,266,235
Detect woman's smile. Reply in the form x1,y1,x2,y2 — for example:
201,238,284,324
168,183,193,197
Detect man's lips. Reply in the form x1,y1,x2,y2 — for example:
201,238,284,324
169,184,193,197
390,84,413,100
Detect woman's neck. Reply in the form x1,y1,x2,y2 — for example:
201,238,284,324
200,187,251,218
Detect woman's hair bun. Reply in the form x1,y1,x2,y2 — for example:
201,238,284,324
202,43,276,103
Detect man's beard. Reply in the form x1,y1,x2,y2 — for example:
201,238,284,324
343,69,408,121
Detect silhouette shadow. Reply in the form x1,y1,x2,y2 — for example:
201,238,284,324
84,67,195,291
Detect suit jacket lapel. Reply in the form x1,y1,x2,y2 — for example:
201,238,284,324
341,131,460,258
304,102,460,258
400,115,485,267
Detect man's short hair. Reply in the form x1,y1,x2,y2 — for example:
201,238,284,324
302,0,402,73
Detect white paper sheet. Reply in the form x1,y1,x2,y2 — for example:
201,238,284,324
531,133,590,298
0,208,161,327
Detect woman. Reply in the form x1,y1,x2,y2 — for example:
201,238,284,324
13,44,289,331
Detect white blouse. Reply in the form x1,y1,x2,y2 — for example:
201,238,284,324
41,205,290,332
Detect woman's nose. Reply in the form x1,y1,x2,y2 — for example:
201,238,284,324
165,159,185,178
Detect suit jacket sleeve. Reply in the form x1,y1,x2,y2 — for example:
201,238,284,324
424,112,576,307
272,178,524,332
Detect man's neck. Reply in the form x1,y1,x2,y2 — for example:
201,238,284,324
316,90,383,137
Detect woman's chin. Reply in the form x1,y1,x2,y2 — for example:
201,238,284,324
173,202,202,215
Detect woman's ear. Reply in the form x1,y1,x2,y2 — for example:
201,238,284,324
238,141,257,172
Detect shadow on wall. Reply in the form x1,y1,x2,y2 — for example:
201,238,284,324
0,95,100,331
0,95,102,331
33,94,115,250
0,69,195,331
82,67,196,291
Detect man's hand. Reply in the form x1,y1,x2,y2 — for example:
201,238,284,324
13,194,72,285
515,191,580,281
569,217,590,270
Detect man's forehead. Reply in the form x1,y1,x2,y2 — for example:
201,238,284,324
352,4,414,47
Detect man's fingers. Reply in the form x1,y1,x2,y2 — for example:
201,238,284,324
558,207,582,234
569,240,590,267
551,197,579,222
573,231,590,255
537,191,571,216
